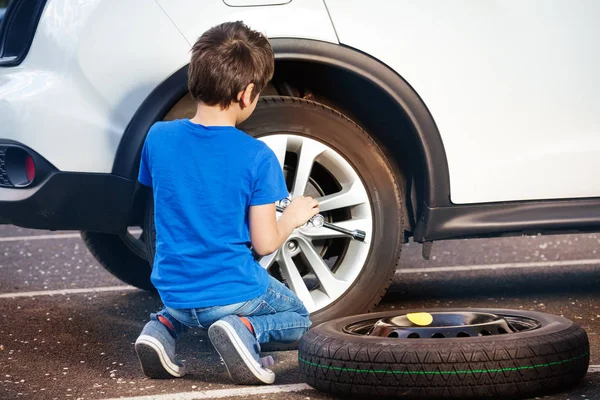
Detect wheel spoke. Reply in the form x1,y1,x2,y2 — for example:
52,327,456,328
259,135,288,170
254,133,374,313
291,139,327,198
258,250,278,270
279,248,317,311
317,182,368,212
297,237,348,298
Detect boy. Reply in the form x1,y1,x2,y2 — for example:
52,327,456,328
134,21,318,385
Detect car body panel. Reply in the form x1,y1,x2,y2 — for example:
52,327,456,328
0,0,336,173
326,0,600,204
156,0,337,45
0,0,190,172
2,0,600,208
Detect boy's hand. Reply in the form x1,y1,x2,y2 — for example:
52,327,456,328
282,196,320,228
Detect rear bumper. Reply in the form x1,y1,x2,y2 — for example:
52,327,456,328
0,171,136,233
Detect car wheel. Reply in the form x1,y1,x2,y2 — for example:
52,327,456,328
298,309,590,398
145,96,404,332
81,229,154,291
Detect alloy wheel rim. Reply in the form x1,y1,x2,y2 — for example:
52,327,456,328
258,134,373,313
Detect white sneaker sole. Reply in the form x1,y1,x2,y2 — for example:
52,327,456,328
208,320,275,385
135,335,185,379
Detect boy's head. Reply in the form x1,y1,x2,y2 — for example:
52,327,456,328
188,21,274,123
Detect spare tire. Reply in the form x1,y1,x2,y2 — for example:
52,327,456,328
298,308,589,399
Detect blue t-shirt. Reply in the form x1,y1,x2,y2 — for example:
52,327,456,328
138,119,288,309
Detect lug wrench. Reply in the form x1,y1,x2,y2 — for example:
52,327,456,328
275,205,367,242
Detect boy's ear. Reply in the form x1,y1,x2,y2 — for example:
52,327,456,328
239,83,255,109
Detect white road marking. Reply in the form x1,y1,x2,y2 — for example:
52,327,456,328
0,229,142,243
101,367,600,400
396,258,600,274
100,383,312,400
0,285,138,299
0,233,82,242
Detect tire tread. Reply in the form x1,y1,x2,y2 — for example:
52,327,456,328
299,318,589,398
81,231,154,291
256,96,403,316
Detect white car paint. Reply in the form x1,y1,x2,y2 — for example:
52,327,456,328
326,0,600,204
1,0,599,205
0,0,336,173
156,0,337,45
0,0,190,173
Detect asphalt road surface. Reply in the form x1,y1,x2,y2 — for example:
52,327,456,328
1,224,600,400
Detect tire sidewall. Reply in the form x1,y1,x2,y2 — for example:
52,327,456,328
299,308,589,398
240,98,404,325
81,231,154,291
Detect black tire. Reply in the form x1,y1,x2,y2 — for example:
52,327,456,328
81,231,154,291
298,308,590,399
240,97,404,327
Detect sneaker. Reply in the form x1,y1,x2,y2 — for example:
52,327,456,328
208,315,275,385
135,320,185,379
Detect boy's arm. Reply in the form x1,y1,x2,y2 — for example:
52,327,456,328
249,197,319,256
249,146,319,256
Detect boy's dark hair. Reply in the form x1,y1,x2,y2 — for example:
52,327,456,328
188,21,274,109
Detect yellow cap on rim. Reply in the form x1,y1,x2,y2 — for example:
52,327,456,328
406,312,433,326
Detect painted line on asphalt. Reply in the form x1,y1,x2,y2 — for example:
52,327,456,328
0,233,82,242
101,367,600,400
100,383,312,400
0,229,142,243
0,285,138,299
396,258,600,274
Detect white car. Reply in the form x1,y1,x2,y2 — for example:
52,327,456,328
1,0,599,325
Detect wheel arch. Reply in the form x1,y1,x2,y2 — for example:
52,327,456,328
112,39,451,232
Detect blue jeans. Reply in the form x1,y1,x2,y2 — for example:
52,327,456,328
155,277,311,344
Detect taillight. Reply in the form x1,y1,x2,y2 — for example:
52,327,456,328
25,153,35,182
0,147,36,187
